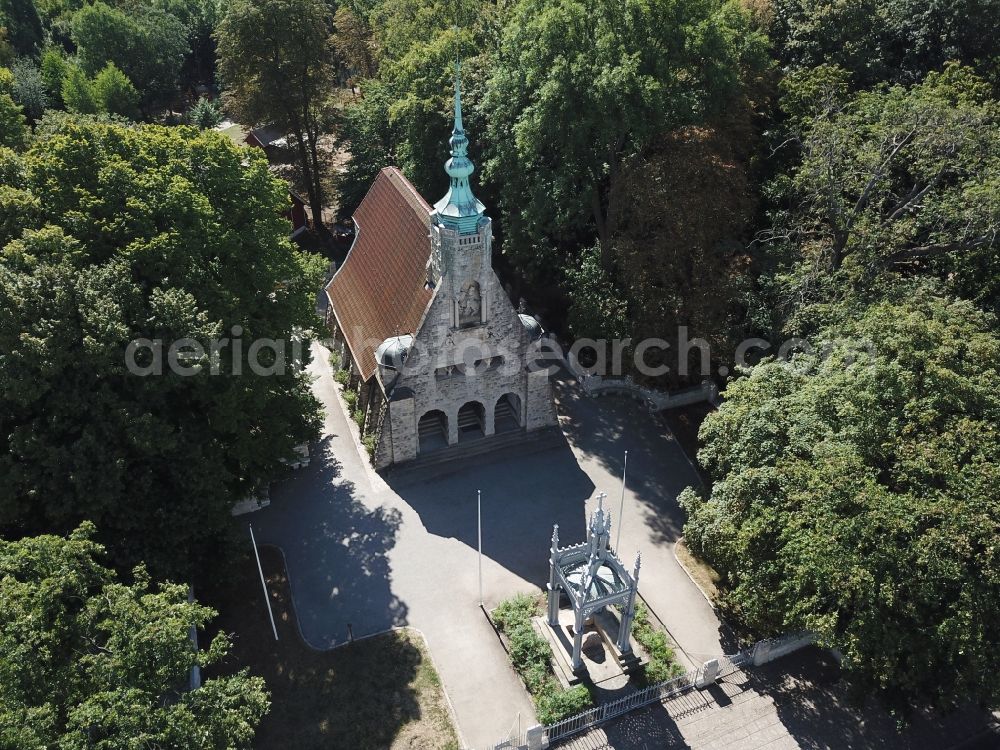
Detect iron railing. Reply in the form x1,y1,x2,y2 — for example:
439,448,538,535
545,649,751,745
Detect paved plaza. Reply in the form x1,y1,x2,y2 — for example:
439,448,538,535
247,343,724,748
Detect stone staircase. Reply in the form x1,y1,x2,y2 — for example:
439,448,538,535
494,397,520,433
417,411,448,448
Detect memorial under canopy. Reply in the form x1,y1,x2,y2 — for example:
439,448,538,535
547,495,641,672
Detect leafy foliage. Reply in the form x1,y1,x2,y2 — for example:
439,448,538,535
71,1,189,107
492,594,594,724
0,524,269,748
0,120,324,579
216,0,335,227
767,63,1000,319
10,56,47,121
92,61,138,117
682,292,1000,712
631,602,685,684
483,0,766,275
60,63,97,114
0,66,27,148
186,95,222,129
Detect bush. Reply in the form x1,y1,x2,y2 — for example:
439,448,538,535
362,433,377,457
632,602,684,684
493,593,538,633
328,349,341,369
352,408,365,429
342,389,358,408
536,683,592,724
334,369,350,386
492,594,594,724
508,625,550,673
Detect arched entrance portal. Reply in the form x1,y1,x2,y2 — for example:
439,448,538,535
457,401,485,441
417,410,448,453
494,393,522,433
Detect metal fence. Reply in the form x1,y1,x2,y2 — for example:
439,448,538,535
545,650,751,744
484,713,527,750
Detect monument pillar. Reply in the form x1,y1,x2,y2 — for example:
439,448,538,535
572,606,585,672
616,553,641,654
547,525,560,626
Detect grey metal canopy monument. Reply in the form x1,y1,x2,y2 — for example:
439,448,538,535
547,494,641,672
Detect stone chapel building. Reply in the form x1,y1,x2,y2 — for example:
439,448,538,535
325,65,557,468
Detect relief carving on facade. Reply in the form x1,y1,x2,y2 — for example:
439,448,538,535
458,280,482,326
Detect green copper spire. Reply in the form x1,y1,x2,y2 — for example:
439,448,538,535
433,60,486,234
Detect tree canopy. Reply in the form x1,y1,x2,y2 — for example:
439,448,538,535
216,0,336,228
483,0,766,274
71,1,189,107
681,291,1000,712
0,120,323,579
0,523,269,748
767,62,1000,322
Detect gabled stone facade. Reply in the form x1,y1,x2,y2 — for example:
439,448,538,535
328,62,557,469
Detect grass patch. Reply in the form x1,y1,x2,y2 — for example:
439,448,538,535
204,547,459,750
492,594,593,724
675,537,721,602
632,601,686,685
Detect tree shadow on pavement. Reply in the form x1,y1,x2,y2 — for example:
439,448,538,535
204,546,459,750
553,377,703,548
248,436,408,648
386,431,594,588
760,648,1000,750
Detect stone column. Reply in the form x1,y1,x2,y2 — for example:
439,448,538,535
616,553,641,655
572,607,585,672
547,526,560,626
447,407,459,445
484,399,496,436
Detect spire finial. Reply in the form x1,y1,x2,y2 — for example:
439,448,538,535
454,58,464,133
432,53,485,233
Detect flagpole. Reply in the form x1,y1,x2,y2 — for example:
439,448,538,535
616,450,628,553
477,490,483,608
249,523,279,642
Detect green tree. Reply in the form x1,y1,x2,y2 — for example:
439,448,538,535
216,0,335,229
333,5,376,79
92,61,139,117
484,0,765,274
0,523,269,748
767,63,1000,318
0,0,42,56
60,63,97,114
564,245,629,341
0,120,324,579
681,291,1000,713
10,56,47,121
71,1,190,107
186,95,222,129
39,45,69,106
771,0,1000,88
0,66,27,148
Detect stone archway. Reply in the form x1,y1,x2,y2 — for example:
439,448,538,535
417,409,448,453
494,392,522,433
457,401,485,442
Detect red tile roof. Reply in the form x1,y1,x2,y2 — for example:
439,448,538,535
326,167,434,381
